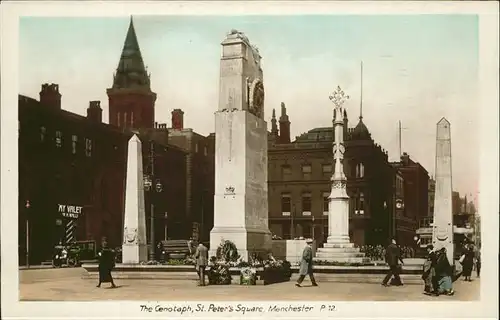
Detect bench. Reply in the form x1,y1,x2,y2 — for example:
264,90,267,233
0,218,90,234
161,240,196,260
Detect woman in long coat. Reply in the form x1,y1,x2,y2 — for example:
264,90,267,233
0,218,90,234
462,245,475,281
434,247,454,296
96,241,116,288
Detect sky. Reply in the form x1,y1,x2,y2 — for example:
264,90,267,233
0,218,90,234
19,15,479,200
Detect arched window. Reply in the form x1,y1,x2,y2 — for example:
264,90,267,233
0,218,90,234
131,112,134,127
124,112,128,127
355,163,365,178
117,113,121,127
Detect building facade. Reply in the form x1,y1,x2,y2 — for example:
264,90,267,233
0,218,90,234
19,92,187,264
267,103,403,247
167,109,216,244
390,152,429,245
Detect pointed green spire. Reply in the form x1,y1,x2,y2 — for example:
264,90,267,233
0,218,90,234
113,16,150,89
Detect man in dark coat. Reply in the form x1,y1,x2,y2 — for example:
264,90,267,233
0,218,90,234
194,243,209,286
295,239,318,287
96,241,116,288
382,238,404,287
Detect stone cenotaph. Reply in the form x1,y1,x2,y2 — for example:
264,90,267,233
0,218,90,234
209,30,272,261
315,86,368,263
122,134,148,264
432,118,454,264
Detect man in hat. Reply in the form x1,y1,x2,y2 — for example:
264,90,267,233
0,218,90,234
295,239,318,287
382,238,404,287
194,242,209,286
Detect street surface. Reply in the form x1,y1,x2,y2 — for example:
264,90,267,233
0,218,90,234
19,267,480,301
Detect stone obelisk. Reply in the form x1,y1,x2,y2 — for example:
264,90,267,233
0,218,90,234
122,134,148,264
209,29,272,261
432,118,454,264
315,86,367,263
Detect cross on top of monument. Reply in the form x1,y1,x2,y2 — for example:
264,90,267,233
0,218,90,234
329,86,350,109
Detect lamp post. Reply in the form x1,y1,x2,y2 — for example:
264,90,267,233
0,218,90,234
25,200,31,268
290,204,296,240
312,216,315,241
144,140,163,261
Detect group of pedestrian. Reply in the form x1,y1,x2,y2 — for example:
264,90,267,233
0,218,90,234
421,244,455,296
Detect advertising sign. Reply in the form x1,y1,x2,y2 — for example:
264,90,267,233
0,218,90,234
58,204,83,219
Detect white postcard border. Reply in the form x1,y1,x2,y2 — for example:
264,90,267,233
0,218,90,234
1,1,499,319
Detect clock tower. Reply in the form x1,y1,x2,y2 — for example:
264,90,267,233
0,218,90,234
107,17,157,129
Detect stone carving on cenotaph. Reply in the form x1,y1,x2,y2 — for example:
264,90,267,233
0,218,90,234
249,79,265,119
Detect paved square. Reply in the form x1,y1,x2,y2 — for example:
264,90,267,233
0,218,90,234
19,268,480,301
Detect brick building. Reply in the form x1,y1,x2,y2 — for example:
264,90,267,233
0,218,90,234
17,18,194,264
267,103,404,247
390,152,430,245
167,109,215,243
18,92,187,264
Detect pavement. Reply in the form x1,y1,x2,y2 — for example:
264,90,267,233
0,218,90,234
19,267,480,301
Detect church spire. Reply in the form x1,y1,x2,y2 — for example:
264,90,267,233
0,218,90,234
112,16,150,89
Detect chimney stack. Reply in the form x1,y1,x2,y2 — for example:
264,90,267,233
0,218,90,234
278,102,291,144
39,83,61,110
87,101,103,123
171,109,184,130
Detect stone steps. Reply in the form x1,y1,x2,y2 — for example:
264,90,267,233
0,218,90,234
313,257,371,263
316,247,361,253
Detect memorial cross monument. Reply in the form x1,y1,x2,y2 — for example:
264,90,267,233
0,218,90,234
315,86,368,263
209,30,272,261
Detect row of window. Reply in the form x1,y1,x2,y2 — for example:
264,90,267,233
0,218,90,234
280,192,365,215
117,112,134,128
280,163,365,180
41,126,93,157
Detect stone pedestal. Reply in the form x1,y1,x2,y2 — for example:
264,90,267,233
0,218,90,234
432,118,454,264
122,135,148,264
209,110,271,261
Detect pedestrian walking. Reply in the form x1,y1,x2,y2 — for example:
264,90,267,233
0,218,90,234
382,238,404,287
295,239,318,287
96,240,116,288
476,250,481,278
461,245,475,281
434,247,454,296
194,242,208,286
422,245,438,295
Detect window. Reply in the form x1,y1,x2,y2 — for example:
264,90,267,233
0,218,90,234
85,138,92,157
55,131,62,148
322,164,332,175
355,192,365,214
124,112,128,127
302,164,312,179
281,165,292,180
40,127,46,142
72,135,78,154
195,143,199,153
131,112,134,127
281,193,291,215
355,163,365,178
302,192,312,214
323,192,330,214
117,113,121,127
204,146,208,156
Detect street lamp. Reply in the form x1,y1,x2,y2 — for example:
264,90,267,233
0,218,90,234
144,140,163,261
25,200,31,268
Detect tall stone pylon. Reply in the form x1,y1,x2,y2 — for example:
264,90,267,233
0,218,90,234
432,118,454,264
122,134,148,264
209,29,272,261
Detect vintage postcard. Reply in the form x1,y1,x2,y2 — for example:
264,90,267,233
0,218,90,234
1,1,498,319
